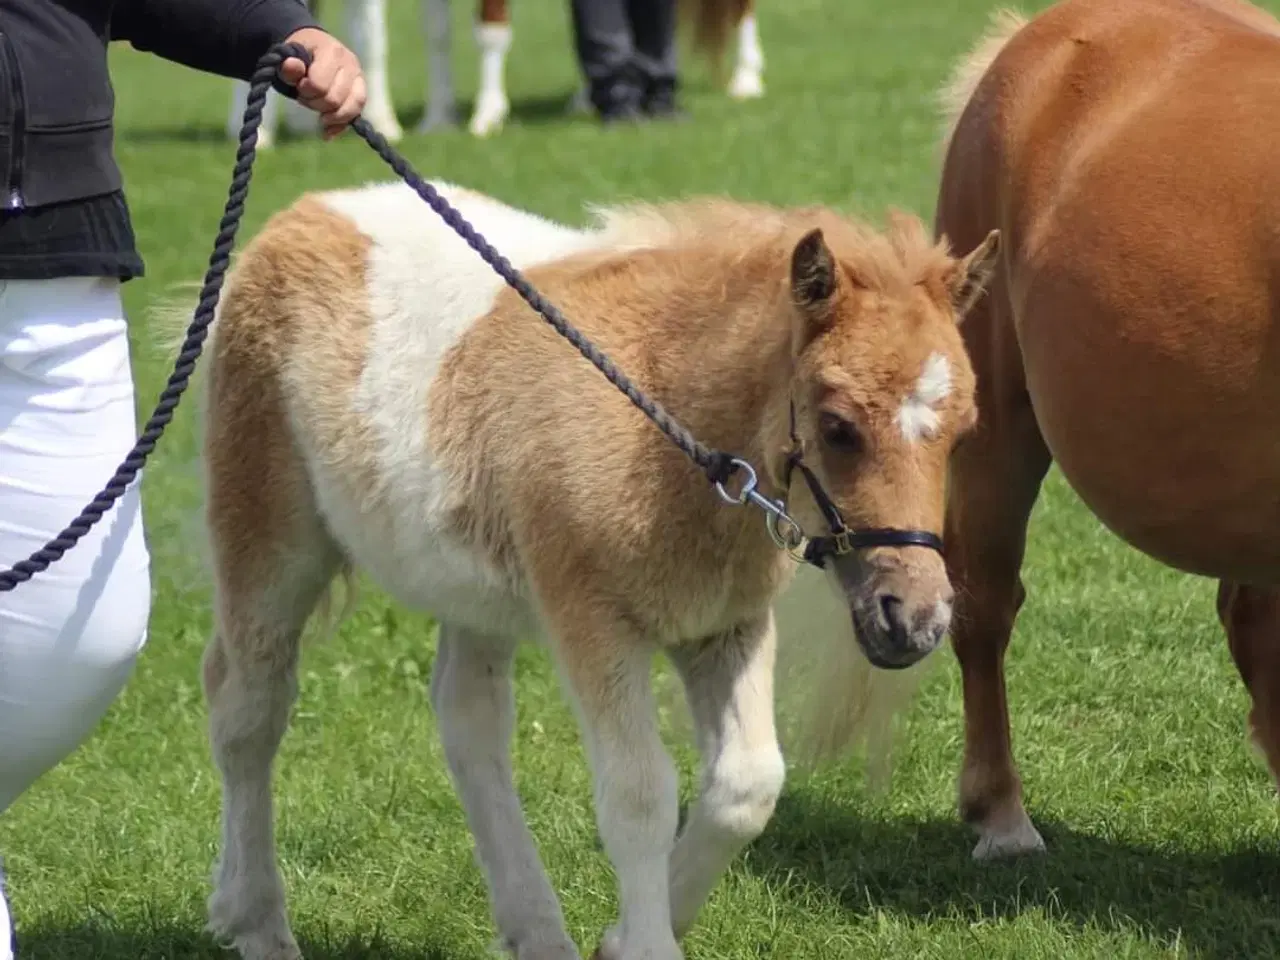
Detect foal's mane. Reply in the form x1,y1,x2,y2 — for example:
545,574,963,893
585,196,957,299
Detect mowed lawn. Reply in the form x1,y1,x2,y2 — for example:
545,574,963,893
3,0,1279,957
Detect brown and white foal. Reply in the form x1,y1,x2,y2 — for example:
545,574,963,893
197,180,998,960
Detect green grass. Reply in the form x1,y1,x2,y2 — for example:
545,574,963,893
3,0,1279,957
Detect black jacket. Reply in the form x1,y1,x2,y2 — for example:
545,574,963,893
0,0,320,281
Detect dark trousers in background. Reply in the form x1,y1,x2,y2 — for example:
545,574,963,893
570,0,679,114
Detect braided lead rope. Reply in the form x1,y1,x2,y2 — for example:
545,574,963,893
0,45,291,592
345,113,736,488
0,41,743,593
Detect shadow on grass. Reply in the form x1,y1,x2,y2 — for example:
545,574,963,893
16,921,455,960
748,791,1280,959
118,93,583,147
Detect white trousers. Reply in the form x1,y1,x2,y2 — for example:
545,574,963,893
0,277,151,822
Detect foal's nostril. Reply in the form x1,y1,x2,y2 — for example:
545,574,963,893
878,593,905,632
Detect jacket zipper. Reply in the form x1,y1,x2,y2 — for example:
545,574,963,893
0,31,25,211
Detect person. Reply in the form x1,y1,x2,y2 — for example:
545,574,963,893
0,2,368,957
570,0,683,122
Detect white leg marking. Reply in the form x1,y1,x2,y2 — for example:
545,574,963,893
471,22,512,137
431,625,579,958
665,614,785,940
727,14,765,100
346,0,403,141
896,351,952,443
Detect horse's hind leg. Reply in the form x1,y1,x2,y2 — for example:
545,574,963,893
1217,581,1280,787
664,613,785,940
430,623,578,959
202,381,344,960
944,281,1053,860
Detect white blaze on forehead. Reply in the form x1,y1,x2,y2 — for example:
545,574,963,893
896,351,952,443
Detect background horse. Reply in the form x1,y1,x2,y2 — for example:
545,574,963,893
228,0,765,145
195,178,997,959
934,0,1280,861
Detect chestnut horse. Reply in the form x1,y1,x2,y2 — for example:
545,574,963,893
228,0,764,145
194,179,997,959
935,0,1280,861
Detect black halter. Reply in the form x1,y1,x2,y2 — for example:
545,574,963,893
716,403,945,569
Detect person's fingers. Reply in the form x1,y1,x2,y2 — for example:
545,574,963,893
296,49,339,102
312,65,354,116
327,73,366,126
278,57,307,86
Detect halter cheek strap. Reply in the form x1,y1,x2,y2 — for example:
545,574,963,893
781,404,945,568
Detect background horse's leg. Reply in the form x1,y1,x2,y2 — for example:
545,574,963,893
420,0,459,130
1216,582,1280,789
727,0,764,99
471,0,513,136
430,624,578,959
663,613,785,941
944,277,1053,861
342,0,404,141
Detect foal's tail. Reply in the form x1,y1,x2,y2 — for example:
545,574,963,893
680,0,751,66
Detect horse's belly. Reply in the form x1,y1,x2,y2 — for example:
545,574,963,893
307,462,539,639
1020,312,1280,582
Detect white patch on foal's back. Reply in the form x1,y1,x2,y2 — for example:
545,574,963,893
310,180,613,638
896,351,952,443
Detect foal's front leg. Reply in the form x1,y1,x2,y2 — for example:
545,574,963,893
431,623,578,959
664,613,785,939
552,618,682,960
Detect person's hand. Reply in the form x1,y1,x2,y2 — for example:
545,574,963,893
278,27,367,140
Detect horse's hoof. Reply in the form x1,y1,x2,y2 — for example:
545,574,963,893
971,811,1046,861
727,69,764,100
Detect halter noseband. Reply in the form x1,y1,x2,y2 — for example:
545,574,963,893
714,402,945,569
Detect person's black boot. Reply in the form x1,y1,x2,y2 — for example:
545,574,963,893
590,70,645,125
642,79,687,121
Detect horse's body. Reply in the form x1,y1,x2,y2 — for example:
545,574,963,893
935,0,1280,860
228,0,765,145
197,179,997,959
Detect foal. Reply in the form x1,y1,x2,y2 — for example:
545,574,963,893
199,180,998,960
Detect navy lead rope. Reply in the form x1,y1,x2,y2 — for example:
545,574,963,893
0,42,738,593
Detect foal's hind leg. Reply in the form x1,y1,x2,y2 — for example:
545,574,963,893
202,401,344,959
664,613,785,940
430,623,578,959
1217,582,1280,787
945,290,1053,860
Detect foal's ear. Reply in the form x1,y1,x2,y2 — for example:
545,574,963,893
947,228,1001,319
790,228,839,323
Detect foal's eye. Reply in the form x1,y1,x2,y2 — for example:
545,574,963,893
819,412,862,453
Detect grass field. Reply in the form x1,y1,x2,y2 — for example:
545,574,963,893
3,1,1279,957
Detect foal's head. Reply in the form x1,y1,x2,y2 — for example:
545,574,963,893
776,212,999,670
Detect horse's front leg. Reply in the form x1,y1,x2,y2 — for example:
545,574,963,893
344,0,403,141
663,612,785,940
550,611,682,960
